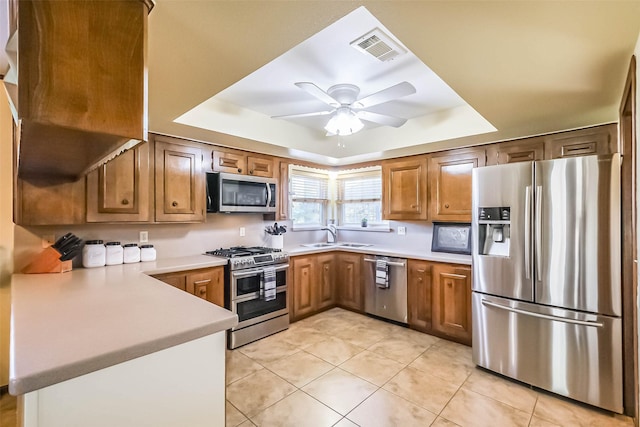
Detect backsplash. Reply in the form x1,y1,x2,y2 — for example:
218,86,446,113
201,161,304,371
14,216,437,271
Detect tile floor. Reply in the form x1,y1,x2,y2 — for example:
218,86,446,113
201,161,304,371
0,307,634,426
226,308,634,427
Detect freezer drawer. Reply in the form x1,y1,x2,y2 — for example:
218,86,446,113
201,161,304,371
472,293,622,413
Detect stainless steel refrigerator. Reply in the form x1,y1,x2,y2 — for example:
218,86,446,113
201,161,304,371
471,153,622,413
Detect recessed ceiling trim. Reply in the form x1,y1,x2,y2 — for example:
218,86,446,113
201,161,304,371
350,27,407,62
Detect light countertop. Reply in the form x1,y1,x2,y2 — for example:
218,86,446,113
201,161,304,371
10,255,236,396
286,244,472,265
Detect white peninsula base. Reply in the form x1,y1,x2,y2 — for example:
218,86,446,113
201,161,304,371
18,332,225,427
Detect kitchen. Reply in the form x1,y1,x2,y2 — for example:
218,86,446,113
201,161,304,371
1,1,640,427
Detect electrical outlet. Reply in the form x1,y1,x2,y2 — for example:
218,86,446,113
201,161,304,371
398,226,406,235
239,227,246,237
42,234,56,248
139,231,149,243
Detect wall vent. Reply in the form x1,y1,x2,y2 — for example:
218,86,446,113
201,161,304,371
350,28,407,62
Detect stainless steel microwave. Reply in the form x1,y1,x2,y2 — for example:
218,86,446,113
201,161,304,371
206,172,277,213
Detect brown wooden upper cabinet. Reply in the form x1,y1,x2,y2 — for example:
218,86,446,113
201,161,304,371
276,161,290,221
429,147,485,222
86,142,150,222
544,123,617,159
153,135,205,222
212,149,274,177
382,156,429,220
485,137,545,166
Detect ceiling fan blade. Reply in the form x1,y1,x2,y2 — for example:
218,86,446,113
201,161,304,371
353,82,416,109
271,110,334,119
295,82,340,107
356,111,408,128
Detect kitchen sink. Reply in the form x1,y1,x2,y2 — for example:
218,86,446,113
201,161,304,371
301,243,337,248
336,242,373,248
301,242,373,248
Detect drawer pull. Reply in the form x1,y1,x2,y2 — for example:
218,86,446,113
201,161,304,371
193,279,211,285
172,201,178,207
121,199,129,205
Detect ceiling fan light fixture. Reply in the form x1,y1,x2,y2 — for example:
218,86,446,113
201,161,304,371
324,107,364,136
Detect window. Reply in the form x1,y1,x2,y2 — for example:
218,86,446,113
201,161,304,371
337,167,383,226
289,166,330,228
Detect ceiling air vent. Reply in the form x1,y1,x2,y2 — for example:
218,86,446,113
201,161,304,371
350,28,407,62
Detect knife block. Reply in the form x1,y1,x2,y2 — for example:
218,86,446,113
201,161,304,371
22,247,73,274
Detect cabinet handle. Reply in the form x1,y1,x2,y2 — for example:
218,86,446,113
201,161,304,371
197,287,207,297
193,279,211,285
418,277,423,282
121,199,129,205
237,168,242,173
172,201,178,207
444,204,450,209
417,269,426,273
249,170,254,175
325,265,329,270
410,204,417,208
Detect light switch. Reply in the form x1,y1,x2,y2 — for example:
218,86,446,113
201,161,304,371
240,227,246,236
398,226,406,235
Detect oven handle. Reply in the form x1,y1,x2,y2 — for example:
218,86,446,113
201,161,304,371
231,263,290,279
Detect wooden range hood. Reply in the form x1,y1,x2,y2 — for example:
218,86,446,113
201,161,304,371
3,0,153,181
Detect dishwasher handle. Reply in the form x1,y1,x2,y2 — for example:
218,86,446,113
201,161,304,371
363,258,406,268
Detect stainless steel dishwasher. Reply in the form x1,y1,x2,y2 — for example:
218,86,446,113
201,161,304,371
363,255,408,324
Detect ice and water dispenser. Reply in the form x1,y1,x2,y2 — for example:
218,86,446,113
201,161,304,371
477,207,510,257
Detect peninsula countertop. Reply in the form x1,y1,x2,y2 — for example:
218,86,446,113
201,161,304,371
10,255,237,396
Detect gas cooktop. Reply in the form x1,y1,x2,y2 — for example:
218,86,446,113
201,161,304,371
205,246,288,270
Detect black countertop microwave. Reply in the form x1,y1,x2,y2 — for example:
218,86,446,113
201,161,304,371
206,172,277,213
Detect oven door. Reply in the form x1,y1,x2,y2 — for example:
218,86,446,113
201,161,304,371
233,288,288,329
231,264,288,298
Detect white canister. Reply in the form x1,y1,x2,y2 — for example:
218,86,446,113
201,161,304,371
105,242,124,265
270,234,284,250
140,244,156,262
123,243,141,263
82,240,106,268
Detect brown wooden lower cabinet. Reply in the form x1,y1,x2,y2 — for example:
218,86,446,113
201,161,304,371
336,252,363,312
290,253,337,321
407,259,472,346
152,266,224,307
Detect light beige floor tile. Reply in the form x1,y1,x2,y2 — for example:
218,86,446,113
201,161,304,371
431,417,461,427
528,416,561,427
347,388,437,427
238,421,256,427
368,337,429,364
238,334,300,364
383,366,459,414
440,388,530,427
332,324,389,348
432,340,474,365
409,347,474,386
391,327,442,348
226,350,264,385
339,350,406,386
304,336,364,365
226,400,248,427
333,417,360,427
356,316,404,336
264,350,334,387
462,369,537,413
251,390,341,427
276,326,332,348
302,368,378,415
226,369,297,417
533,393,633,427
306,316,358,335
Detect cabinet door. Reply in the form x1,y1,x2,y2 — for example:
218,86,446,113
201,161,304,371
153,272,187,292
86,142,150,222
292,256,317,320
277,161,289,221
407,260,432,332
154,136,204,222
187,267,224,307
432,263,472,345
544,124,617,159
212,150,247,174
486,137,545,166
338,253,363,311
429,148,485,222
316,253,336,310
247,156,274,178
382,156,428,220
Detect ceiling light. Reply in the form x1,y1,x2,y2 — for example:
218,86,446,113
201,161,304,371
324,107,364,136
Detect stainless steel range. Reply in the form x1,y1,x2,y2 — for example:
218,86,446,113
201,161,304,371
205,246,289,349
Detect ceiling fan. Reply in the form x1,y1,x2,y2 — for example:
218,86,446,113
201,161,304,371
272,81,416,136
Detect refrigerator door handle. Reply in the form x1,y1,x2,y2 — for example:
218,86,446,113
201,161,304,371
524,185,532,279
481,299,604,328
535,185,543,281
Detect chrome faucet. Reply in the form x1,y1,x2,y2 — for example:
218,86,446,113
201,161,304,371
321,224,337,243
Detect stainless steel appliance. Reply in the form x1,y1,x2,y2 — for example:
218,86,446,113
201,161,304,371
205,246,289,349
206,172,277,213
363,255,408,323
471,154,622,413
